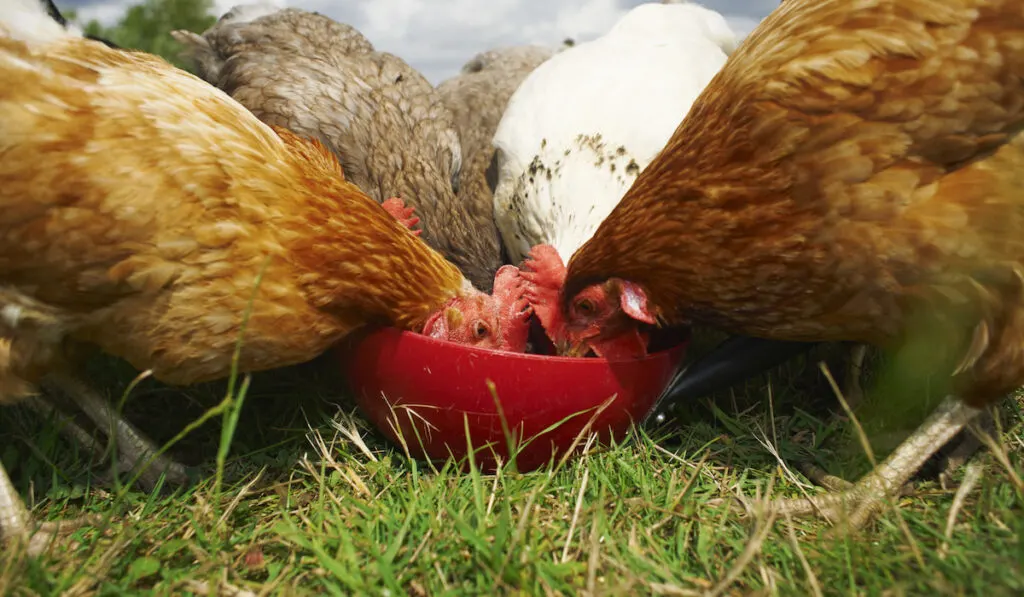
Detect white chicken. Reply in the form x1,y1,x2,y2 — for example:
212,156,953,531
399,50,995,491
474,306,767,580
491,1,737,359
492,1,737,266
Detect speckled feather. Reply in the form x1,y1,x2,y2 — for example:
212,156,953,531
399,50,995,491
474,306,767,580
491,2,737,265
0,28,468,401
565,0,1024,405
171,8,488,288
436,45,556,290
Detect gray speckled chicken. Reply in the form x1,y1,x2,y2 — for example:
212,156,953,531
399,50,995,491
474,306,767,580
171,4,500,288
436,46,555,291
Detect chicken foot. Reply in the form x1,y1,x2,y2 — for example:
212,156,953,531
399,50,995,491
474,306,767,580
771,395,980,527
0,460,97,556
41,373,189,491
939,407,995,489
2,377,185,556
805,342,991,494
796,461,915,497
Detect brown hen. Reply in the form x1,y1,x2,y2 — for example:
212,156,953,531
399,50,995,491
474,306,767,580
562,0,1024,525
0,0,530,554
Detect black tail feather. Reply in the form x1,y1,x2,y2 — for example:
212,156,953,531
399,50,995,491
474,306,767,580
42,0,121,49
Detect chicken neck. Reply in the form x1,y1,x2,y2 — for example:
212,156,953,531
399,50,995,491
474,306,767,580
274,129,470,333
565,172,896,345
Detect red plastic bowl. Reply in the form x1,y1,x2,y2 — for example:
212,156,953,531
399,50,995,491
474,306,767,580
338,328,688,472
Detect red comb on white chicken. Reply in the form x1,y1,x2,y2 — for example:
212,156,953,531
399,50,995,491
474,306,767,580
521,243,650,359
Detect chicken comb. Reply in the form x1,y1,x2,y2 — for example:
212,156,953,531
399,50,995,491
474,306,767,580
492,265,533,352
381,197,422,236
519,244,568,347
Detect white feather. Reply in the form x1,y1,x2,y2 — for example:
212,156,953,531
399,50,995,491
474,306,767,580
0,0,78,46
1,305,23,328
492,1,736,264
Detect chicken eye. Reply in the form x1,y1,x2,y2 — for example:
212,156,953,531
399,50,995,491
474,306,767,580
575,298,597,317
472,320,490,339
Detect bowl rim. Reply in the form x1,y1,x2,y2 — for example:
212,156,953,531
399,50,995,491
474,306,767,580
362,326,687,365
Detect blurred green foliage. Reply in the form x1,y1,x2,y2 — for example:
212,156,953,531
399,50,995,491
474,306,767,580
65,0,217,71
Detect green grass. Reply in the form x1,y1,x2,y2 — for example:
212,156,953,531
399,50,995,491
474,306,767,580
1,345,1022,596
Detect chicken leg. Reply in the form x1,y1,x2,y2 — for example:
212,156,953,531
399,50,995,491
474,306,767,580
801,345,989,494
771,395,981,527
939,407,995,489
41,373,189,490
23,394,106,460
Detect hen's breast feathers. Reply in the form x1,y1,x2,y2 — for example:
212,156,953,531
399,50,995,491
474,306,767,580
571,0,1024,344
0,35,464,384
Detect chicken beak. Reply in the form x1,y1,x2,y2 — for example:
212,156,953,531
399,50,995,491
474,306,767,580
554,338,570,356
556,336,591,358
565,342,591,358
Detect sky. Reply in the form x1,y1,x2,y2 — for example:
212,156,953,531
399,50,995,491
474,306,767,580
61,0,779,83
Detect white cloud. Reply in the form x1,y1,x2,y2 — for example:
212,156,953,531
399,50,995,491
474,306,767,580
73,1,131,24
724,15,762,39
64,0,776,83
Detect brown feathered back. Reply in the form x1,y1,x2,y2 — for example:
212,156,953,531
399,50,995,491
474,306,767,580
564,0,1024,403
436,45,556,290
0,30,466,391
172,9,494,286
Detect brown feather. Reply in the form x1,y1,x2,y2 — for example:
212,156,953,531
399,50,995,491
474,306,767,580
171,9,495,288
0,33,465,394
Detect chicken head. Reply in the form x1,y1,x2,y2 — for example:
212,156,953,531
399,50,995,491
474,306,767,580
382,196,529,352
563,278,655,358
521,244,651,359
422,266,532,352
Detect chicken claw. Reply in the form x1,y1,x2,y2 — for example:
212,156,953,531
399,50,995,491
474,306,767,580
767,396,981,528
